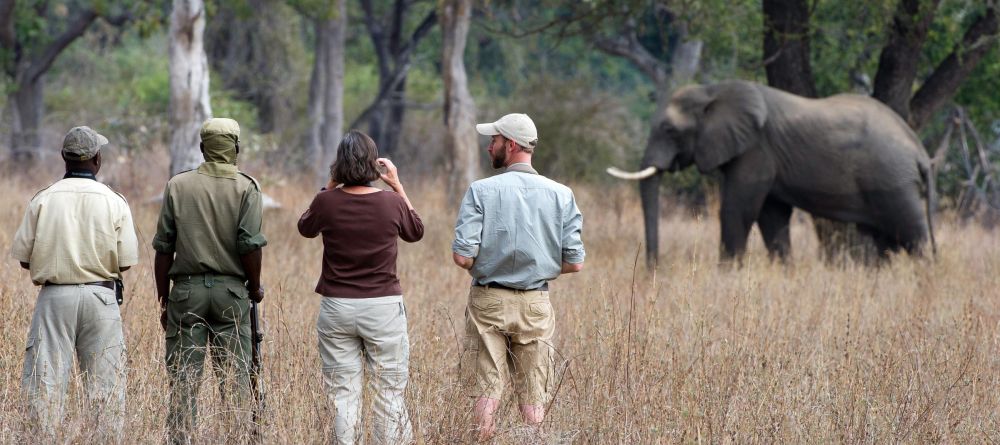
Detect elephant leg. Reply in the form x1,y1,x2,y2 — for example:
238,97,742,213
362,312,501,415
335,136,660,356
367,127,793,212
869,187,930,257
718,180,770,261
718,149,775,262
758,196,792,261
856,225,890,264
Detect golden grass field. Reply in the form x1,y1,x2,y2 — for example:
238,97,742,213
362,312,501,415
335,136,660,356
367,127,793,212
1,156,999,444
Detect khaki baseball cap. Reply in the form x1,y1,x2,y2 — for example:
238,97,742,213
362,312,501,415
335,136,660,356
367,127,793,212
200,118,241,140
62,126,108,161
476,113,538,149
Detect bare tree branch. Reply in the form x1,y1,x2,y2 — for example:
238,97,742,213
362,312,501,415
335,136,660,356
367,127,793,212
360,0,391,77
400,8,436,57
593,23,668,85
24,9,98,82
349,9,437,131
909,4,999,129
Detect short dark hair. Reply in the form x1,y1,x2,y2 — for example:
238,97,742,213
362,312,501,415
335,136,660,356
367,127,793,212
331,130,380,186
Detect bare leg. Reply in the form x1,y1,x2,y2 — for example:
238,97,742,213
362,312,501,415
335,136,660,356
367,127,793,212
520,403,545,439
473,397,500,441
519,404,544,424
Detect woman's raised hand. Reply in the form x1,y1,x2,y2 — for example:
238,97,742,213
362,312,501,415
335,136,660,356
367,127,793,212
377,158,402,191
378,158,414,210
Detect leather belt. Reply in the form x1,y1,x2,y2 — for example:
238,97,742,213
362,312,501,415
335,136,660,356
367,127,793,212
45,280,116,290
476,282,548,292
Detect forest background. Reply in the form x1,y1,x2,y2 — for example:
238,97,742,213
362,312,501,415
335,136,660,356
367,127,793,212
1,0,999,206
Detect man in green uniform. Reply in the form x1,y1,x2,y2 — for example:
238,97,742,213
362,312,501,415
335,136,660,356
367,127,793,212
152,118,267,443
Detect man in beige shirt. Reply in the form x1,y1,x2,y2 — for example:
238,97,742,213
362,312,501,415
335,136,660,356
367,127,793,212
10,126,139,438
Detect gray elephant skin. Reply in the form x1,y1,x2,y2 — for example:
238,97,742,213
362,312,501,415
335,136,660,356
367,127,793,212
609,80,935,266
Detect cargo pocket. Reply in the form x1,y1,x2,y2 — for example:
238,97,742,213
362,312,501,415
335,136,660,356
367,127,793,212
458,334,480,388
164,325,181,369
93,288,117,305
93,289,123,321
168,288,190,303
227,286,249,300
22,337,37,380
226,286,252,338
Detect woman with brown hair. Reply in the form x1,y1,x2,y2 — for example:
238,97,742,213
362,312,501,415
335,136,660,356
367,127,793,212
297,130,423,444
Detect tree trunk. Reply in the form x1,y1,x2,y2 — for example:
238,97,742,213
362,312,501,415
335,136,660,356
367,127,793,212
763,0,816,98
442,0,479,198
871,0,941,120
318,11,345,175
205,0,297,134
9,73,44,162
306,3,346,180
2,6,102,163
367,76,391,156
383,79,405,157
358,0,436,157
168,0,212,176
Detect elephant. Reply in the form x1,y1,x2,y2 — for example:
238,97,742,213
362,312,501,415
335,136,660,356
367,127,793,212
608,80,935,267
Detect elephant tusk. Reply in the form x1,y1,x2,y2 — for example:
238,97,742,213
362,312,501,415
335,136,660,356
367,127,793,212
606,166,658,180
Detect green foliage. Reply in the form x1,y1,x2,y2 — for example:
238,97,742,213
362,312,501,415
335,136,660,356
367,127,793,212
287,0,343,20
210,86,259,131
43,31,169,152
342,63,379,126
676,0,763,81
479,74,643,183
810,0,896,95
12,0,1000,197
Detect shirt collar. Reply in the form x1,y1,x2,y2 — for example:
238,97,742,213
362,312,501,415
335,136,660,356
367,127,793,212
63,170,98,181
197,162,238,179
505,163,538,175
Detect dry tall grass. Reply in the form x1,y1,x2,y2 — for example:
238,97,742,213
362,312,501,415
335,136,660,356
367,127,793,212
1,159,998,444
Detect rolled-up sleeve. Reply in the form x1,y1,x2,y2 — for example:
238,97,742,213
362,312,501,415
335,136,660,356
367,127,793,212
452,187,483,258
151,185,177,254
561,192,585,264
236,182,268,254
116,199,140,267
10,199,39,263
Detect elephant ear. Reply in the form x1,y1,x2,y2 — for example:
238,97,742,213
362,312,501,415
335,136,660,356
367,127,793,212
694,82,768,172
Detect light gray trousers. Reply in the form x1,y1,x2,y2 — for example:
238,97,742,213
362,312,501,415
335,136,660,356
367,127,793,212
22,284,126,438
317,295,412,445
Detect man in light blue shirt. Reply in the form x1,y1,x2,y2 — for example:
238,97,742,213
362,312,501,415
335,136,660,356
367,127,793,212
452,113,584,440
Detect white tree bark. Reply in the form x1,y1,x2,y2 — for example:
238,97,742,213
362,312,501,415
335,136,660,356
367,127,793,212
169,0,212,176
442,0,479,197
306,0,346,181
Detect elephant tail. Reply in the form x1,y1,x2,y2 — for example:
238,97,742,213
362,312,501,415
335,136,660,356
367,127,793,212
920,161,938,257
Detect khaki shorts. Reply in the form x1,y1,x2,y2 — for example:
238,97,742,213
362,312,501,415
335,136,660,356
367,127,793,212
459,285,555,406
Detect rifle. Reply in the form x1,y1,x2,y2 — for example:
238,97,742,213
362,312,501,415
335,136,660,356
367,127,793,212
249,300,265,438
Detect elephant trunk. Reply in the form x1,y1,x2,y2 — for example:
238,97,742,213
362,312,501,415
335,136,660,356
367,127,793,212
639,171,663,269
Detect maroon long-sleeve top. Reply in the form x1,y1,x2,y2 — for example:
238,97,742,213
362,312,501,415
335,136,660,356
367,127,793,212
298,188,424,298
